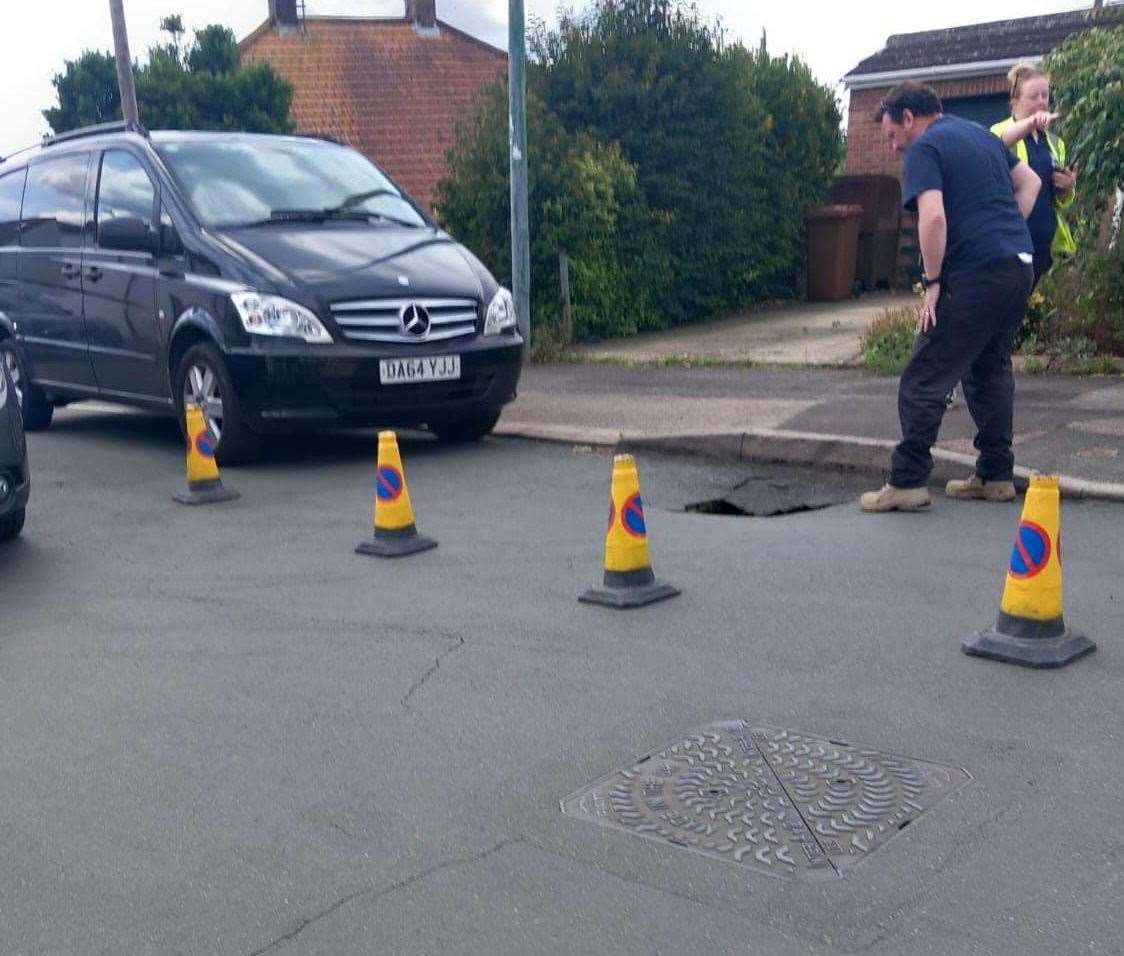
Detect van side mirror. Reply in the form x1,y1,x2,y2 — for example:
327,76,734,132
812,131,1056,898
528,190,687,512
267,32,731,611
99,216,156,254
160,221,184,258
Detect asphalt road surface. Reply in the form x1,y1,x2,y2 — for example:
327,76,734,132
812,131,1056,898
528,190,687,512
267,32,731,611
1,405,1121,955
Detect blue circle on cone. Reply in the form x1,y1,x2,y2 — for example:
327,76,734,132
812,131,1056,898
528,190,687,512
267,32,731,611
194,431,216,457
1009,521,1050,578
622,493,646,537
376,465,403,502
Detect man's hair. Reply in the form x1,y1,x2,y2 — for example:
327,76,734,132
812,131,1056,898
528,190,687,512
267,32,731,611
874,81,943,123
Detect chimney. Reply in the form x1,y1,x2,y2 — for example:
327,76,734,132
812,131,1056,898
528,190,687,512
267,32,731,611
406,0,437,31
269,0,300,32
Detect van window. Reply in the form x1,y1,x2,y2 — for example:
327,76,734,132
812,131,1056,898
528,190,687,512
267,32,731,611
0,169,26,246
155,138,426,229
21,153,89,248
96,151,156,244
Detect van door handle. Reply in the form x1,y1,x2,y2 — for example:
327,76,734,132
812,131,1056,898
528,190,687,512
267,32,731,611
84,265,103,282
60,262,81,279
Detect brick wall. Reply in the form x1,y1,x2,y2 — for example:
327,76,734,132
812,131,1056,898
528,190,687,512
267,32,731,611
845,74,1009,176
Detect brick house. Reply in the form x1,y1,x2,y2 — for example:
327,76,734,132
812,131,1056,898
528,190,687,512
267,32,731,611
841,4,1121,281
240,0,507,211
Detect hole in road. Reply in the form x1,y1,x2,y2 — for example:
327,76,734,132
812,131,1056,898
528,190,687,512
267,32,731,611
685,498,833,517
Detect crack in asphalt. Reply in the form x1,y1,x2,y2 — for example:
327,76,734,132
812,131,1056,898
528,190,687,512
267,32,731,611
247,839,517,955
401,635,466,713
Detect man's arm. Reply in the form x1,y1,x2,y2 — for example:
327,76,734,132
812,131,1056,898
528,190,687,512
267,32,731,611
916,189,947,281
915,189,946,333
1010,161,1041,219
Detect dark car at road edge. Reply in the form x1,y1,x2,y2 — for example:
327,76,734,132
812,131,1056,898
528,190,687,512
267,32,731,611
0,348,29,540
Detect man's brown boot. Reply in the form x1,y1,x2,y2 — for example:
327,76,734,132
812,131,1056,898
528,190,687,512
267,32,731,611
945,474,1016,502
860,484,932,512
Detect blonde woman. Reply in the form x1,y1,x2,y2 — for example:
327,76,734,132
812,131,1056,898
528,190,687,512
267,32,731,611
991,62,1077,286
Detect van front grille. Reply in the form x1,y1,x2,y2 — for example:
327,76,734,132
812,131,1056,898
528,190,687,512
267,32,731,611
329,297,480,345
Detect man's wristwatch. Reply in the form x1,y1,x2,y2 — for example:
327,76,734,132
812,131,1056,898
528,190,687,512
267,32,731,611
921,272,942,289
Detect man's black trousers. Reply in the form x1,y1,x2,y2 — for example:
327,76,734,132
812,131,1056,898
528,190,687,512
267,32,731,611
891,258,1034,489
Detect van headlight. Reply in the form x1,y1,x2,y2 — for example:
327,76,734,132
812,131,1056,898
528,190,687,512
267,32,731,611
483,287,517,335
230,292,333,344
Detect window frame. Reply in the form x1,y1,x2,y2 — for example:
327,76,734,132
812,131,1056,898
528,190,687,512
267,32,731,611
94,147,160,254
19,151,92,250
0,167,28,247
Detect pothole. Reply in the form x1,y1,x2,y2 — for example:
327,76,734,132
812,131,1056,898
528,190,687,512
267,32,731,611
685,498,833,518
628,451,875,519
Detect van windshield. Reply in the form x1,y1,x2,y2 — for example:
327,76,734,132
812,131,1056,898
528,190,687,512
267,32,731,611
154,138,428,229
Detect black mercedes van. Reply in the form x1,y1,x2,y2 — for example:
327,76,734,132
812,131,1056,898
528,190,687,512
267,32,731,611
0,122,523,462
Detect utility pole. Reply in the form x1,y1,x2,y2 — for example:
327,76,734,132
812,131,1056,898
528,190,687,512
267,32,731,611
108,0,140,124
508,0,531,350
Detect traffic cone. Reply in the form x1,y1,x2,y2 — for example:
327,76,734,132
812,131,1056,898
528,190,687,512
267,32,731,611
580,453,679,608
962,474,1094,667
356,430,437,557
173,403,240,505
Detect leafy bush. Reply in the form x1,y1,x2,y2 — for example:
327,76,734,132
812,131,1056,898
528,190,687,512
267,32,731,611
1044,21,1124,249
439,84,650,348
861,307,917,375
438,0,843,343
1017,247,1124,368
1032,21,1124,365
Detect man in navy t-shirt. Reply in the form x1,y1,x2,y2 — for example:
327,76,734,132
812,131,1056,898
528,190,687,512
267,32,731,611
861,81,1040,513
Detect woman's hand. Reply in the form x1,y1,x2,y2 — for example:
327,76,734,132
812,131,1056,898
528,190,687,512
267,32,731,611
1032,110,1060,132
1052,165,1077,196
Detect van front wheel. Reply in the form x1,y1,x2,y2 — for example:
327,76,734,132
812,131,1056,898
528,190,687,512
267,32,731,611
174,343,261,465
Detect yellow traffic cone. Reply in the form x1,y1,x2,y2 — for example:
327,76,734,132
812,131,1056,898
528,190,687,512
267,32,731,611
580,453,679,608
356,430,437,557
962,474,1094,667
173,403,240,505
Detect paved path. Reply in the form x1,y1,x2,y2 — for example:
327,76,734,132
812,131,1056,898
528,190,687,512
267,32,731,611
500,364,1124,490
576,292,916,366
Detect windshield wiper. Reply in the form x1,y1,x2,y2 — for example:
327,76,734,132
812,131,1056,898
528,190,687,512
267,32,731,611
236,202,424,229
236,208,373,227
326,190,424,228
330,188,402,212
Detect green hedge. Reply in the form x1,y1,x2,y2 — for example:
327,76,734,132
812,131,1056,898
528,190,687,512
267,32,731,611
436,0,843,348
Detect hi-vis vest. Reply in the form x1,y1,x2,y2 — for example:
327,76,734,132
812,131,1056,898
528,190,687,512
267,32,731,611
990,116,1076,257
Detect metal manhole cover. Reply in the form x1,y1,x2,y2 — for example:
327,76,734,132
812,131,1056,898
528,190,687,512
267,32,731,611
561,722,971,880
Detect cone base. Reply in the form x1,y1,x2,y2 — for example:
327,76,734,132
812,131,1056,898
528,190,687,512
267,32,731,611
356,532,437,558
962,621,1096,669
579,579,680,609
173,480,240,506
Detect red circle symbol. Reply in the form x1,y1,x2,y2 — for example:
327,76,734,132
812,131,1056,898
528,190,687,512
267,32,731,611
1009,520,1051,579
607,499,615,531
376,465,404,502
194,431,216,458
621,492,647,538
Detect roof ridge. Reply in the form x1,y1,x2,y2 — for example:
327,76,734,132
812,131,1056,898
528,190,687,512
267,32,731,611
884,8,1105,47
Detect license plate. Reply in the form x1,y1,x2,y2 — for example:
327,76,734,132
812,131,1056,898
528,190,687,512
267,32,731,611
379,355,461,385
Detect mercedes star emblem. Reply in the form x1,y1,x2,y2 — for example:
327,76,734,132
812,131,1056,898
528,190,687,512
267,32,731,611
400,303,431,337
